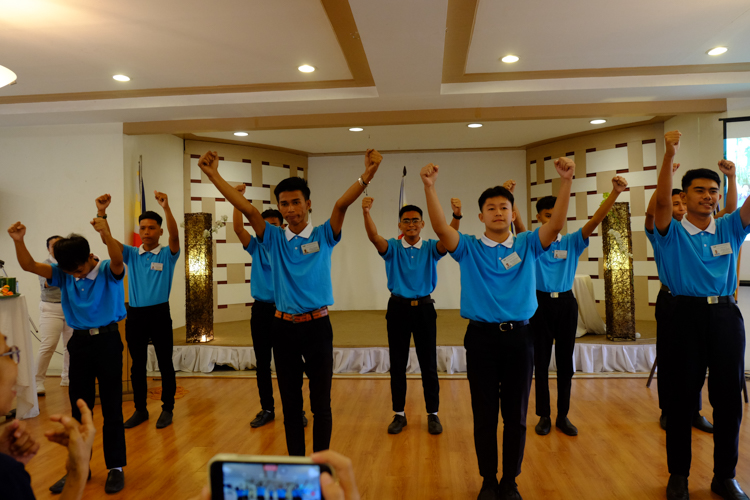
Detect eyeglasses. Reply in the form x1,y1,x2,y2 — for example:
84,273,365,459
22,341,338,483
400,219,422,225
0,346,20,364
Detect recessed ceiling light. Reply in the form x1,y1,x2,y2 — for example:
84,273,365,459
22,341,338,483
707,47,728,56
349,127,364,132
501,55,519,63
113,74,130,82
467,123,483,128
0,65,17,88
590,119,607,125
298,65,315,73
234,132,248,137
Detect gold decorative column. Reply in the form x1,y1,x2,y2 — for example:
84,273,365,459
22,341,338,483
185,213,214,343
602,201,636,341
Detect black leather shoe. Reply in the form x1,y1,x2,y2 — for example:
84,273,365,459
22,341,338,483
156,410,173,429
302,410,308,428
711,478,750,500
428,414,443,435
556,417,578,436
477,479,499,500
498,481,523,500
666,474,689,500
387,415,407,434
123,410,149,429
50,470,91,494
250,410,275,428
105,469,125,494
535,416,551,436
660,414,667,431
692,414,714,433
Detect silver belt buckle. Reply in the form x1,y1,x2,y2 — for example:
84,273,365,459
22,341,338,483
550,292,559,298
707,296,719,305
89,328,100,336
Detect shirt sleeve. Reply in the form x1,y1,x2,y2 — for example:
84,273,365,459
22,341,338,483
322,219,342,248
379,239,395,260
653,219,678,245
169,247,181,261
571,229,590,258
122,245,137,266
244,237,257,255
258,221,277,250
724,208,750,246
449,232,468,262
429,239,446,260
524,228,547,259
102,260,124,282
48,263,64,288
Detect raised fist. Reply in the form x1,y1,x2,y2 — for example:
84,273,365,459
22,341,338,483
154,190,169,209
718,160,736,177
234,183,247,195
451,198,462,216
672,162,681,173
90,218,110,236
611,175,628,193
503,180,517,194
7,222,26,241
554,157,575,180
198,151,220,176
420,163,439,187
362,197,374,214
664,130,681,157
95,194,111,213
364,149,383,174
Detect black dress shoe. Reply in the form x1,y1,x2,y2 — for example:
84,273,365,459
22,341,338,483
666,474,689,500
498,481,523,500
555,417,578,436
428,414,443,435
302,410,308,428
49,470,91,494
156,410,173,429
692,414,714,433
387,415,407,434
250,410,274,428
105,469,125,494
123,410,149,429
711,478,750,500
535,417,551,436
660,414,668,431
477,479,499,500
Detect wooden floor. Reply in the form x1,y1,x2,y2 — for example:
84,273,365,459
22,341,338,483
17,376,750,500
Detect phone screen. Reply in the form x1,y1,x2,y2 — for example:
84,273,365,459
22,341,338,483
215,462,323,500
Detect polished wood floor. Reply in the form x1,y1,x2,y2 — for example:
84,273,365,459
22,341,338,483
17,376,750,500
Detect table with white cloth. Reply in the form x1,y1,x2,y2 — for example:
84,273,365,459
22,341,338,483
572,274,606,337
0,295,39,419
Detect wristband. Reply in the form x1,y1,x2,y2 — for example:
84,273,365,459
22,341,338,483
452,213,463,220
97,214,108,219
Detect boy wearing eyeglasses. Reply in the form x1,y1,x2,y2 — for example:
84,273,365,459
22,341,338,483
361,197,462,435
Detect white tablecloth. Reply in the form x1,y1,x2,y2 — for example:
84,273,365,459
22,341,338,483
0,295,39,419
572,275,606,337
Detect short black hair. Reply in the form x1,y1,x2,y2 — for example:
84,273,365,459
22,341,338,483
681,168,721,192
46,235,63,249
399,205,423,219
536,196,557,213
54,234,91,272
274,177,310,202
261,209,284,222
671,188,683,197
139,211,163,226
478,186,514,211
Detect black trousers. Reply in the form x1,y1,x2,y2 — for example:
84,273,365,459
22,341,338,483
126,302,176,413
250,301,276,412
272,315,334,456
386,297,440,414
67,327,127,469
465,321,534,483
661,297,745,479
530,291,578,419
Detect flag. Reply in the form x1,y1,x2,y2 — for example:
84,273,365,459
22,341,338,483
398,166,407,238
133,155,146,246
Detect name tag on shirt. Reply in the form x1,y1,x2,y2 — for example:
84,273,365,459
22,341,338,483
711,243,733,257
301,242,320,255
554,250,568,259
151,262,164,271
501,252,522,270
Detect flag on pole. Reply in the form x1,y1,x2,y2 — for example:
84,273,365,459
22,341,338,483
133,155,146,246
398,166,407,238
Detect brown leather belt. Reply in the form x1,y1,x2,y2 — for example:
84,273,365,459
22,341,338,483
274,306,329,323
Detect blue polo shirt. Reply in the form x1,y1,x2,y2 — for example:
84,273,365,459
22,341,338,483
450,228,547,323
535,229,589,293
653,209,750,297
244,237,274,303
122,245,180,307
48,259,126,330
380,238,445,299
645,227,666,278
259,219,340,314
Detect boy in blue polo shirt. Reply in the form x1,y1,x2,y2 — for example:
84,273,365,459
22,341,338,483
653,130,750,500
421,158,574,500
198,149,382,456
361,196,462,435
530,174,628,438
94,191,181,430
8,218,128,494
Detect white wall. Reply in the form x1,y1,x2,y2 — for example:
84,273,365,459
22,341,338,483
308,150,527,310
0,123,125,373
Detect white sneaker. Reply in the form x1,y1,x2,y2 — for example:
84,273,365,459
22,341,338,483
60,378,69,387
36,384,46,396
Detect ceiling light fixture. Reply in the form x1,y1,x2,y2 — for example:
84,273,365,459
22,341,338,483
234,132,248,137
0,65,17,88
501,55,519,63
113,74,130,82
467,123,483,128
349,127,364,132
590,119,607,125
707,47,728,56
298,65,315,73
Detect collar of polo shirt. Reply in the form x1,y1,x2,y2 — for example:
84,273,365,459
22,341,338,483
138,244,162,255
74,255,101,282
481,232,514,248
681,215,716,235
555,233,562,243
285,223,313,241
401,237,423,249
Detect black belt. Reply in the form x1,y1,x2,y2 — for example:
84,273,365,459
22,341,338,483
390,294,435,307
673,295,736,305
537,289,573,299
469,319,530,332
73,322,119,336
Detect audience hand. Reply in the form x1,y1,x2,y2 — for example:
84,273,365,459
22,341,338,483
45,399,96,480
0,419,40,465
312,450,360,500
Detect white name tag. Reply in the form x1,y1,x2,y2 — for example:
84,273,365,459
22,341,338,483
301,242,320,255
501,252,522,270
554,250,568,260
150,262,164,271
711,243,733,257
